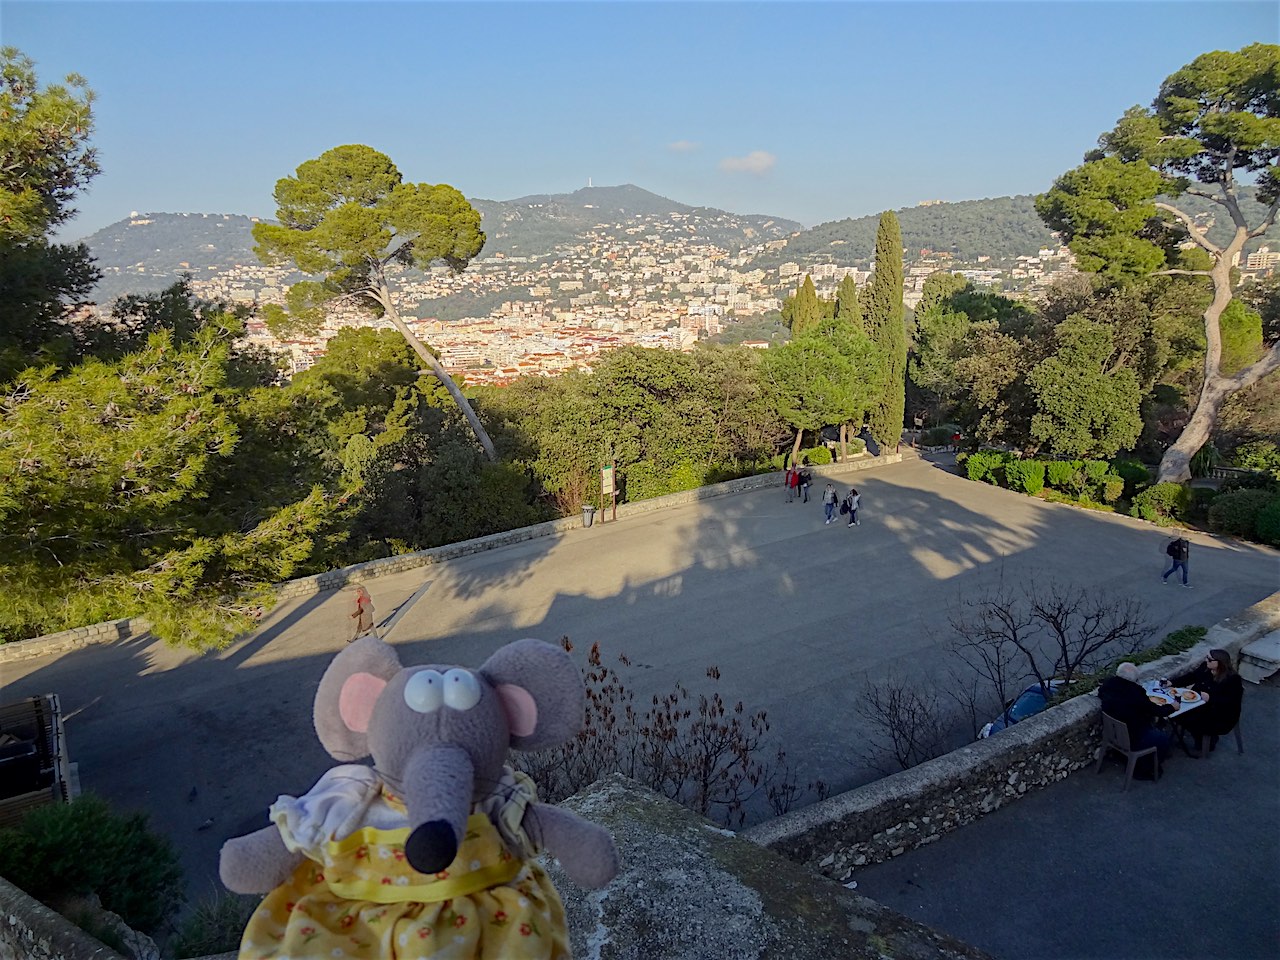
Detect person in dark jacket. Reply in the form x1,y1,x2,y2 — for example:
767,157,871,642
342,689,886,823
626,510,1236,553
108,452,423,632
1099,662,1176,772
1162,536,1191,586
1172,648,1244,757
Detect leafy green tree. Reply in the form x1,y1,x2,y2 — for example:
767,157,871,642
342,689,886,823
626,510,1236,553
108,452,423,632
1026,316,1143,458
760,323,867,464
252,145,496,460
0,47,101,380
0,321,340,647
916,271,969,319
1037,43,1280,481
865,211,906,448
780,274,830,335
0,46,97,239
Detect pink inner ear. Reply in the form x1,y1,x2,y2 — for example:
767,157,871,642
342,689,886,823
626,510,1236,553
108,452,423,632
339,673,387,733
496,683,538,737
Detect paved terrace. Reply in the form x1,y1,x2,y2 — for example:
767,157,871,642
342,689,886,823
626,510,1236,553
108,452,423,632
1,454,1276,905
856,676,1280,960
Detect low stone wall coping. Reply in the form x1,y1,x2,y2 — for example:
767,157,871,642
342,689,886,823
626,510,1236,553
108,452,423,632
0,874,126,960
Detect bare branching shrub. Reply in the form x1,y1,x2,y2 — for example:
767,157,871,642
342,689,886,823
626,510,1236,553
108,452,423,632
855,673,950,772
950,580,1154,692
516,640,822,827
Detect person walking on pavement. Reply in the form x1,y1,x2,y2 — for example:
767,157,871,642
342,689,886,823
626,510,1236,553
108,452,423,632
799,458,812,503
349,585,376,642
1162,535,1191,587
822,482,838,524
845,487,861,527
784,464,795,503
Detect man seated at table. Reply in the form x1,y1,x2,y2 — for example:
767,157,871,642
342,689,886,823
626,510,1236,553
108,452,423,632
1099,662,1177,777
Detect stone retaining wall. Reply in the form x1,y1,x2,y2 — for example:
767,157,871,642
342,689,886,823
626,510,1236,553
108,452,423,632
744,589,1280,880
0,875,124,960
0,619,146,666
3,455,904,661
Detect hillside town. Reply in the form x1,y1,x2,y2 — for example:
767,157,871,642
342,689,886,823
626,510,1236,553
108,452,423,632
125,206,1278,387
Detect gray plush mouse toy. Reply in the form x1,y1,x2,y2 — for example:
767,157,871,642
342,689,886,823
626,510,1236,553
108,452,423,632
220,636,618,959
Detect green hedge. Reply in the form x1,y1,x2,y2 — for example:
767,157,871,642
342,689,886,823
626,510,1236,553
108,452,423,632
1112,459,1152,499
1129,482,1190,523
1257,498,1280,546
1045,460,1077,489
1207,489,1278,539
0,795,182,934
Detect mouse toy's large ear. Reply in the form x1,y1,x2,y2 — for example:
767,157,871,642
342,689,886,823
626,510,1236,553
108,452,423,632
314,635,403,761
480,638,586,752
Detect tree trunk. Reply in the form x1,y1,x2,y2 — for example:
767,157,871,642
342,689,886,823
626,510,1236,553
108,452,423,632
791,430,804,466
839,423,848,463
380,299,498,462
1155,211,1258,484
1156,376,1231,483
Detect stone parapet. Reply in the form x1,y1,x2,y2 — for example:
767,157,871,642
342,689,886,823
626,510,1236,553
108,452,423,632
0,875,125,960
744,590,1280,878
0,619,145,665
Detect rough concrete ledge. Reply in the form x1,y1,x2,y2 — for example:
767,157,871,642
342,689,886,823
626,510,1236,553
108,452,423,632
744,589,1280,879
0,874,125,960
548,774,992,960
3,455,906,662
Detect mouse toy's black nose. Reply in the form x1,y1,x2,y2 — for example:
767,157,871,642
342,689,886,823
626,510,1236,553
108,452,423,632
405,820,458,874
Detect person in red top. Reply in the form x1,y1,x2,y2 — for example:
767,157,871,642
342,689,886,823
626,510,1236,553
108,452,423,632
349,585,376,642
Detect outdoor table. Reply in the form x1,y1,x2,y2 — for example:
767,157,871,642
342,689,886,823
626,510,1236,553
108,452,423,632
1142,679,1206,746
1141,679,1207,719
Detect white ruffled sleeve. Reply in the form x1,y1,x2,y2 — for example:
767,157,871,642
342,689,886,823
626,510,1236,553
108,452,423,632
268,764,381,858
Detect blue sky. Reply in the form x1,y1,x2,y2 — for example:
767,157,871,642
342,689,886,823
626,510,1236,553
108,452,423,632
4,0,1275,240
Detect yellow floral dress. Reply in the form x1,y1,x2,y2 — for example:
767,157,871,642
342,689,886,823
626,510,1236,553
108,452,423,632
238,765,569,960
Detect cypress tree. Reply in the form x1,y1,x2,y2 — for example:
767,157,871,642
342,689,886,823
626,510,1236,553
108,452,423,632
781,275,828,335
865,212,906,450
834,273,864,332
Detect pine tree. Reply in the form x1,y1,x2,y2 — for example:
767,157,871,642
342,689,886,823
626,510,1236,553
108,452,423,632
865,212,906,449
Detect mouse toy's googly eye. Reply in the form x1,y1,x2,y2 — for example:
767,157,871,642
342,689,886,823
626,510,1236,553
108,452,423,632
403,670,445,713
442,669,481,711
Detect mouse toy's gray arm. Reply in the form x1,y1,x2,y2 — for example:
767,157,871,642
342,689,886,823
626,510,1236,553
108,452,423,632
220,825,306,894
522,801,618,890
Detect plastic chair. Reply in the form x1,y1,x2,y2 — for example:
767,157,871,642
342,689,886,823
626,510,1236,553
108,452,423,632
1095,712,1160,790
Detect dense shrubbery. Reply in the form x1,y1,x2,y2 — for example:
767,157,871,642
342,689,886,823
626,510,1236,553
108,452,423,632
959,453,1137,508
1231,440,1280,482
1207,489,1277,539
1129,482,1191,523
1112,459,1152,499
0,795,182,934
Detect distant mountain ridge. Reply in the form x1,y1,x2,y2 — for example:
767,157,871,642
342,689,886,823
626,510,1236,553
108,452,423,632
80,185,801,302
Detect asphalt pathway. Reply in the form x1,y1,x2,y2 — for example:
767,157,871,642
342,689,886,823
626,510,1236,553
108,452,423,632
2,454,1276,905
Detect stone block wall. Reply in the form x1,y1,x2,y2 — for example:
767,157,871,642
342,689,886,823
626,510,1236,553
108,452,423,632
0,620,144,666
745,589,1280,880
0,875,124,960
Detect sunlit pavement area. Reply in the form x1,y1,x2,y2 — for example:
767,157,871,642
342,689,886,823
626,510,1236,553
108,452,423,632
2,453,1277,909
855,676,1280,960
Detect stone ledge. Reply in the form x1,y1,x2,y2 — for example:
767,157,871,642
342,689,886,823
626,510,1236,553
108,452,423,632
548,774,992,960
0,874,125,960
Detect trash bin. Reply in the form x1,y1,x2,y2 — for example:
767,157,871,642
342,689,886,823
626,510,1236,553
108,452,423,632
582,505,596,528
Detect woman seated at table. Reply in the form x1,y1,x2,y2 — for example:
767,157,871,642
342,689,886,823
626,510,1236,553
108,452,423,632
1172,648,1244,758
